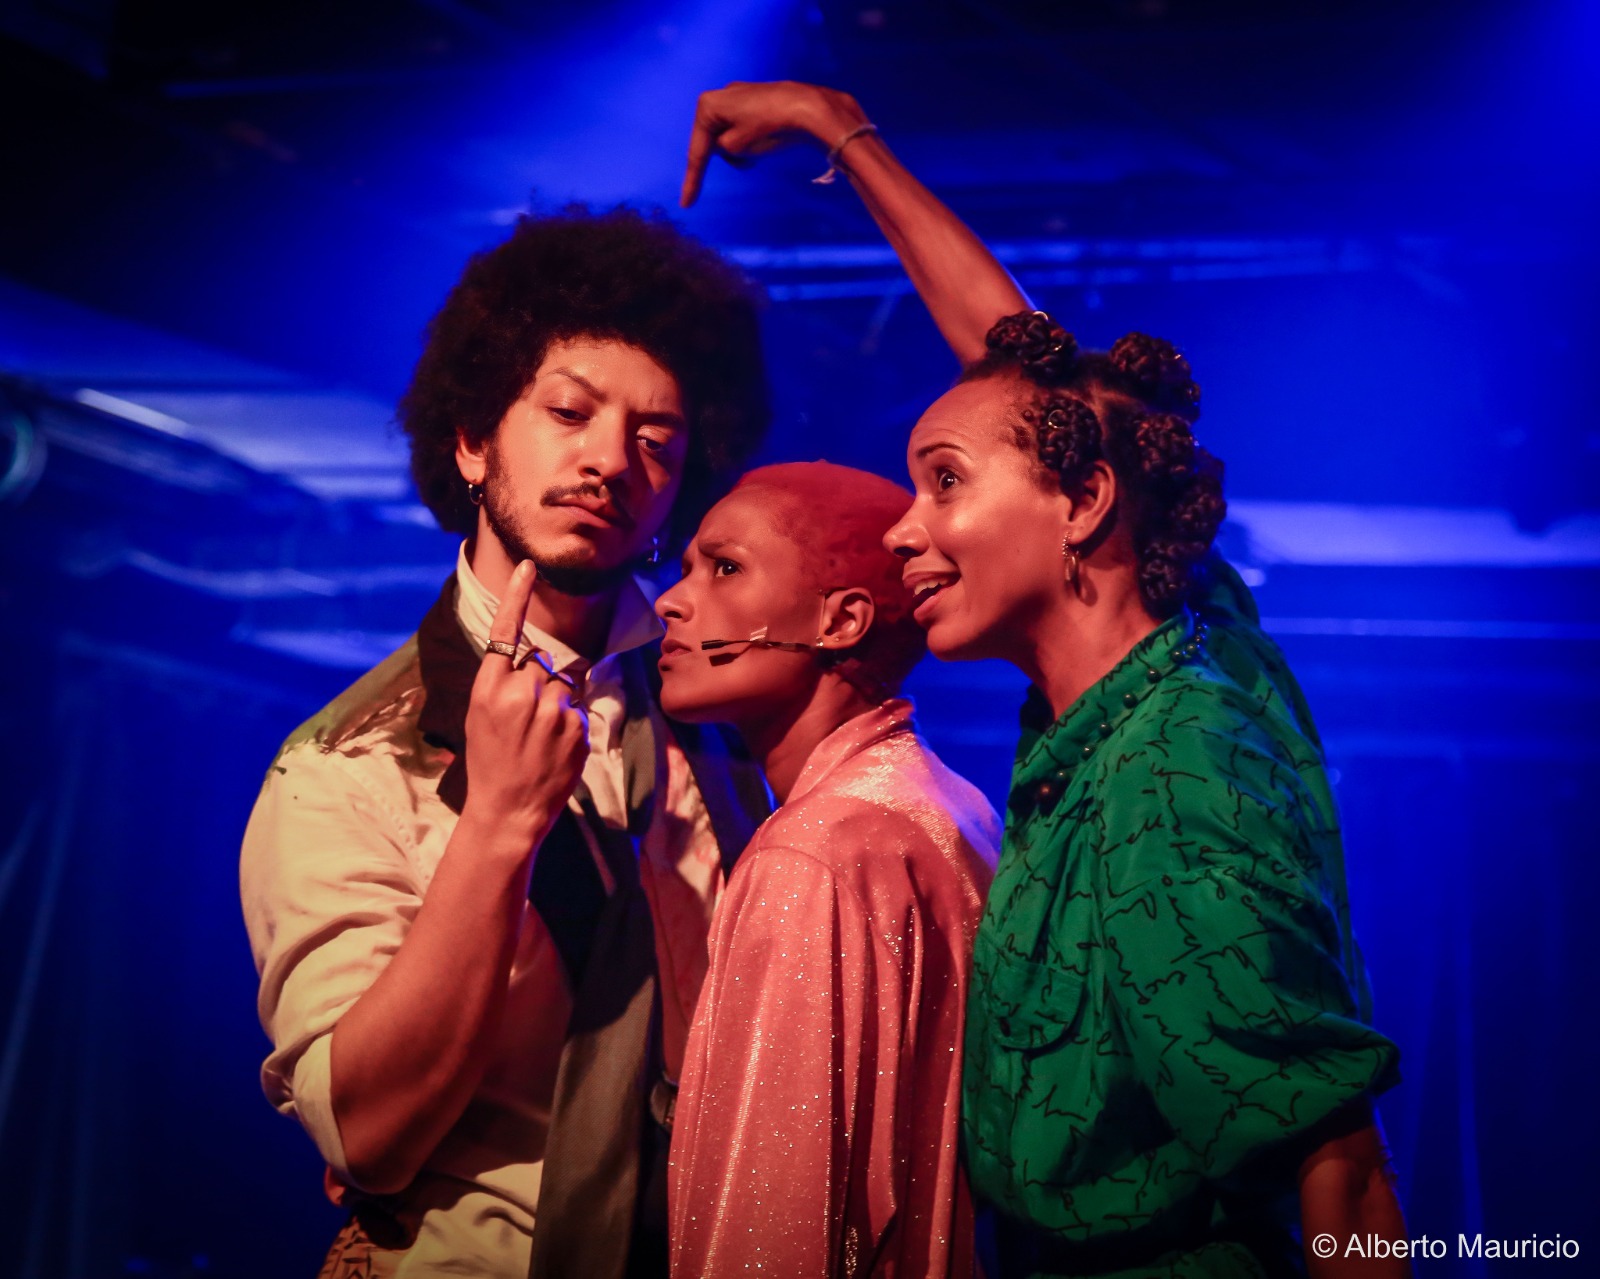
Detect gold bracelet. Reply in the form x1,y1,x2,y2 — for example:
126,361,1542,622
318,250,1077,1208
812,123,879,185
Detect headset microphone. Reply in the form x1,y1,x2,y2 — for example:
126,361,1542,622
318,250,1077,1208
699,625,820,654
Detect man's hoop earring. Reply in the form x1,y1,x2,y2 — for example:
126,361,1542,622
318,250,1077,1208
467,482,485,507
1063,535,1081,592
644,536,662,569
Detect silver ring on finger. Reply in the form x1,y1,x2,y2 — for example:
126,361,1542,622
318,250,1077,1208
484,639,518,660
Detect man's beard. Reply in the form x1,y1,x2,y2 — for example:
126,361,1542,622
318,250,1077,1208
480,457,644,598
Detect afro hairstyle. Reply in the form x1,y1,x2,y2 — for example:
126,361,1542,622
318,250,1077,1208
399,205,771,542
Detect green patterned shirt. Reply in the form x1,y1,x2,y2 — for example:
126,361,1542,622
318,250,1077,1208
962,561,1400,1278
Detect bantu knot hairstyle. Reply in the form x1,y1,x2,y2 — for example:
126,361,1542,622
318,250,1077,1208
985,310,1080,383
1109,332,1202,420
1026,396,1101,490
965,310,1224,616
1114,412,1225,614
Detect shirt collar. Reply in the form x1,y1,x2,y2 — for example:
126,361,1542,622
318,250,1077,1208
785,698,916,805
452,541,664,677
1013,609,1206,797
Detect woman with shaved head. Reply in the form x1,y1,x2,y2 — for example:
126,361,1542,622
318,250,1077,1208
657,463,998,1278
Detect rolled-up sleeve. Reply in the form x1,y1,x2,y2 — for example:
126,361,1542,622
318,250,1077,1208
239,742,422,1179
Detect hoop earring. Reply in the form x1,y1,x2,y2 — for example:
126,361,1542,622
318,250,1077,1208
1062,535,1081,592
467,482,484,507
643,535,662,569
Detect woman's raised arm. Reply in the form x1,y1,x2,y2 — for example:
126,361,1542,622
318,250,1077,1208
682,80,1029,365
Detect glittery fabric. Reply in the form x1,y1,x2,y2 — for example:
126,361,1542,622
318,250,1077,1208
669,699,1000,1278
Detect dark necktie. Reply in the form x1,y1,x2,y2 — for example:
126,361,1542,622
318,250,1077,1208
527,650,667,1279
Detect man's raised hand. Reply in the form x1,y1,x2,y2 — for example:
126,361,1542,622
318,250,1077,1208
462,561,590,850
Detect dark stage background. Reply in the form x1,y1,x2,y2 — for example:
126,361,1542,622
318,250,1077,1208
1,1,1597,1275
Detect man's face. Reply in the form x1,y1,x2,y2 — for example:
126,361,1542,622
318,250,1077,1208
457,337,689,594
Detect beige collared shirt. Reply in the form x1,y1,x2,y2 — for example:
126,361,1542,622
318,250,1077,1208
240,550,726,1276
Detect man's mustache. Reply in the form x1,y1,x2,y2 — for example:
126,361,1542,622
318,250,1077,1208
541,483,634,528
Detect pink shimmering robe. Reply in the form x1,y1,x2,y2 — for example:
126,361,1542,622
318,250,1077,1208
668,699,1000,1278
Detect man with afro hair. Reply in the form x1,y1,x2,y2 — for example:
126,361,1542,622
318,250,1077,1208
242,206,775,1279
